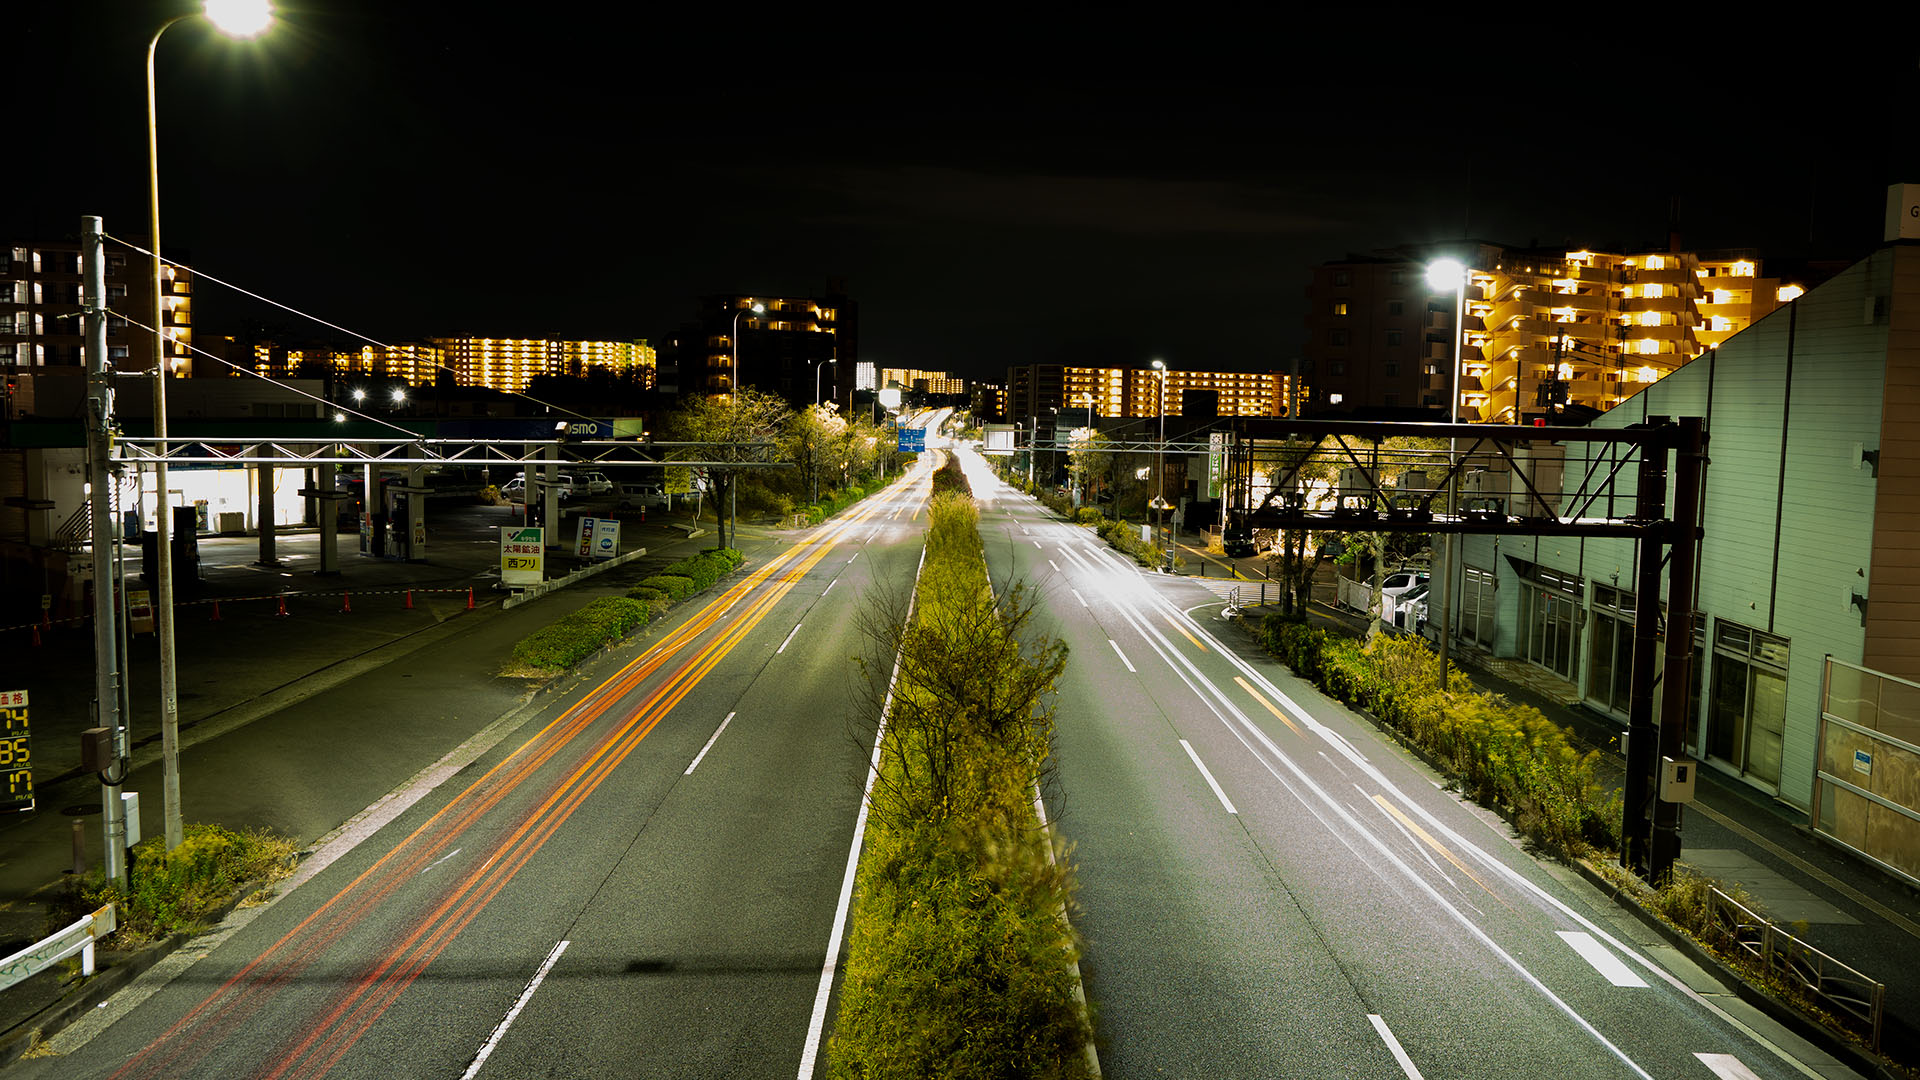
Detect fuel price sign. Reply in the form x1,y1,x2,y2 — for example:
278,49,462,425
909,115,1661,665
0,690,31,812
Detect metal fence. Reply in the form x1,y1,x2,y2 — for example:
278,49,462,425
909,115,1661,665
1709,885,1885,1051
1813,657,1920,890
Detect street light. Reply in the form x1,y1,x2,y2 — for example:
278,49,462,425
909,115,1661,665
1426,258,1468,687
1151,358,1171,571
730,301,765,395
147,0,275,853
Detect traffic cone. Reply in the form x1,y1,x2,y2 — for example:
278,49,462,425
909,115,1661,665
276,595,289,618
210,600,222,622
340,591,352,614
404,590,414,610
466,586,475,610
31,624,42,647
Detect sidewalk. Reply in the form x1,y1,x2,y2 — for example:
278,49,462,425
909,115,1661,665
1283,597,1920,1066
0,500,787,1055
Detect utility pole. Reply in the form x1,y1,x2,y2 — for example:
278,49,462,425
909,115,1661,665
83,216,130,886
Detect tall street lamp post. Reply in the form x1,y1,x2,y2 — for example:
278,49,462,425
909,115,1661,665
1426,258,1468,688
147,0,274,851
730,301,764,395
1151,358,1170,571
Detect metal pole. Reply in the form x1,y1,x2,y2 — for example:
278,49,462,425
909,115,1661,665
1436,275,1465,687
147,19,186,850
1622,417,1673,878
1651,416,1706,882
84,215,128,886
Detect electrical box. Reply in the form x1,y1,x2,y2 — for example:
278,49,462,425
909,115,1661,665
122,791,141,847
79,727,113,773
1659,756,1697,804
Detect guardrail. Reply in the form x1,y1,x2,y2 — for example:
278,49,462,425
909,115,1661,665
0,903,116,991
1709,886,1885,1051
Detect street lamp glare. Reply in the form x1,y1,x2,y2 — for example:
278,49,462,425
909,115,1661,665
1426,258,1466,292
390,387,406,404
203,0,273,37
1151,357,1166,371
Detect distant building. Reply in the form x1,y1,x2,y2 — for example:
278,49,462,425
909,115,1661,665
687,286,857,406
854,361,877,391
3,238,191,378
1305,242,1801,421
1005,364,1302,424
971,382,1007,423
247,337,656,395
880,368,965,395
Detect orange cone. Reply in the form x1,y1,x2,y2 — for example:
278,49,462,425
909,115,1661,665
466,586,475,610
404,590,414,610
31,624,42,647
340,591,352,614
276,595,289,617
210,600,222,622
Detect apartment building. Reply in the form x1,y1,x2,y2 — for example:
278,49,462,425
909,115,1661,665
688,287,856,404
880,368,966,395
248,338,656,394
1005,364,1303,425
2,238,190,381
1305,243,1801,422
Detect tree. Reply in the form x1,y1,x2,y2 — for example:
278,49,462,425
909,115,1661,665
663,388,794,548
1065,429,1114,508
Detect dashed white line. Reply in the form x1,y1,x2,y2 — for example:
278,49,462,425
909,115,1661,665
686,712,737,775
460,939,569,1080
778,622,803,654
1108,639,1136,673
1694,1053,1764,1080
1179,740,1237,814
1556,931,1648,988
822,578,836,595
1368,1014,1426,1079
1072,588,1088,608
1049,560,1061,573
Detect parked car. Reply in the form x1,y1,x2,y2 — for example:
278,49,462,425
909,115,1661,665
618,481,668,510
509,472,580,501
499,477,527,503
1380,568,1429,604
1222,526,1257,558
576,471,613,496
1390,582,1430,629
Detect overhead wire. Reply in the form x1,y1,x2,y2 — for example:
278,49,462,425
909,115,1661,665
102,234,603,426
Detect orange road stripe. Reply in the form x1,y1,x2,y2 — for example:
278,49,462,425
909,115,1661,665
1165,613,1207,652
1370,793,1513,911
1233,676,1301,737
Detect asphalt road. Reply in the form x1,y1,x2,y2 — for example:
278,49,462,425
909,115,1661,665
13,462,938,1079
952,445,1860,1080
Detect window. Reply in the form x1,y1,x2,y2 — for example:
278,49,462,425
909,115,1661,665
1386,330,1403,347
1384,361,1398,377
1331,301,1350,316
1706,621,1788,789
1388,300,1404,316
1390,270,1407,285
1329,360,1346,376
1333,271,1351,286
1329,330,1349,347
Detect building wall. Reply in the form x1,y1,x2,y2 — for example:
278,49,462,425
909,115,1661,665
1458,246,1897,811
1864,245,1920,677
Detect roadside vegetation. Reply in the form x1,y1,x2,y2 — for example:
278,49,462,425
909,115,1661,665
504,548,743,674
829,456,1095,1078
1257,615,1619,857
52,824,298,950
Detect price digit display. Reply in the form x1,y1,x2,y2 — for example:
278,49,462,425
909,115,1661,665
0,695,30,812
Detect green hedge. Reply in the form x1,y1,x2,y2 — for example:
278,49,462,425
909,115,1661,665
509,596,651,672
638,574,694,601
1257,616,1618,856
828,490,1092,1077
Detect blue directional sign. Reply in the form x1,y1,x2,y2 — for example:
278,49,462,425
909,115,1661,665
897,427,926,453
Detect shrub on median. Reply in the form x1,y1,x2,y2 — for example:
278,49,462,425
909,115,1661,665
54,823,298,949
1258,615,1619,857
638,574,694,602
829,490,1093,1078
509,596,651,672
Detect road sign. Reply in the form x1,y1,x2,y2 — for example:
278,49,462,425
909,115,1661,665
575,517,621,560
0,691,31,812
501,527,544,586
898,427,926,453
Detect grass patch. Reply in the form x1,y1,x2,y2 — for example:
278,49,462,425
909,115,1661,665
53,824,298,949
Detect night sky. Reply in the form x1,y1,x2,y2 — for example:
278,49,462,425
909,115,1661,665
12,3,1916,384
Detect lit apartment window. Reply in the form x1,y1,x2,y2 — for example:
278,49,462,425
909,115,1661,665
1331,301,1350,316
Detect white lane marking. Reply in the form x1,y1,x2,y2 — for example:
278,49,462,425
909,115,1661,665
685,712,737,775
460,939,570,1080
1033,540,1043,549
1557,931,1649,988
1072,588,1088,608
1049,560,1061,573
848,552,858,563
778,622,803,654
1179,740,1237,814
1368,1014,1426,1079
800,546,926,1078
1695,1054,1765,1080
822,578,836,596
420,847,462,875
1108,639,1136,673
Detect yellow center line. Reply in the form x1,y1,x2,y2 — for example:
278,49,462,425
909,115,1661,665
1164,613,1207,652
1234,676,1301,737
1371,793,1514,911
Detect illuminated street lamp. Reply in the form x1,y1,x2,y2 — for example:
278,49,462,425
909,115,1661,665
146,0,275,853
1151,358,1171,571
1426,258,1468,686
730,301,765,395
